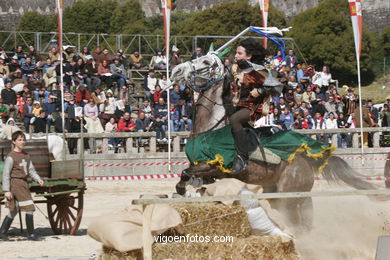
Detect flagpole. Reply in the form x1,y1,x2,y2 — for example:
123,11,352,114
357,57,364,165
56,0,66,161
162,0,171,173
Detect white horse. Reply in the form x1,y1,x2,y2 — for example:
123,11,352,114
0,125,68,161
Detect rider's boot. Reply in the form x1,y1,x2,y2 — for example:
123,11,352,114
231,129,249,175
0,216,14,241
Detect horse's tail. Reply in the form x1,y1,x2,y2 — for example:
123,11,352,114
321,156,377,190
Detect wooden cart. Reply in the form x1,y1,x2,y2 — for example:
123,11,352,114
0,139,85,235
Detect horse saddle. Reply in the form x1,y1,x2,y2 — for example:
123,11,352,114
247,127,281,165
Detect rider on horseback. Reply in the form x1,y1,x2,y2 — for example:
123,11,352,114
230,38,283,174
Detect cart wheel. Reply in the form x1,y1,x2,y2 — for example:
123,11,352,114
46,191,84,235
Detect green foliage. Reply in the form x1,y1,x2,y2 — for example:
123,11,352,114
17,11,55,32
62,0,118,33
382,26,390,57
288,0,379,84
110,0,148,34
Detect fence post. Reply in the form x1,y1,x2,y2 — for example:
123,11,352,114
373,132,380,148
173,135,180,152
126,137,133,153
352,133,359,148
331,134,338,148
150,135,157,153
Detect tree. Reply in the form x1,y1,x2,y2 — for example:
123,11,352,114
62,0,118,33
110,0,148,34
288,0,377,84
17,11,55,32
382,26,390,57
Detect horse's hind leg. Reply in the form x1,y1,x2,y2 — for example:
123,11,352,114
274,155,315,231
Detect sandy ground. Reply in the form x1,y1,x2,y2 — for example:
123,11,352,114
0,178,389,260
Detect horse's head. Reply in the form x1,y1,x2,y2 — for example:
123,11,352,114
170,53,224,91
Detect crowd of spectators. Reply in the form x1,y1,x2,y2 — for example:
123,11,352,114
0,45,388,151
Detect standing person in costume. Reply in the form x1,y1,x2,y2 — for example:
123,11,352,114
0,131,44,240
230,39,283,174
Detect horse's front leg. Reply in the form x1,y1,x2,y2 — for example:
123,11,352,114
176,168,191,195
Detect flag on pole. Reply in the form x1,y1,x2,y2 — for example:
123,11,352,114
56,0,63,54
348,0,363,59
259,0,269,49
161,0,171,53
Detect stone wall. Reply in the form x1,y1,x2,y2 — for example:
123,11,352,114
0,0,389,32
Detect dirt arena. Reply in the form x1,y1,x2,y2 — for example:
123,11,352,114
0,178,389,259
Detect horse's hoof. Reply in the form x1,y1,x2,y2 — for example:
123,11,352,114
176,183,186,195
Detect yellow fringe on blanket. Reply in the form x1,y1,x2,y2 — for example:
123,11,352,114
287,143,336,173
194,154,232,173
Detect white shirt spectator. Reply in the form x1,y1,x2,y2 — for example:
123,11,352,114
325,118,338,129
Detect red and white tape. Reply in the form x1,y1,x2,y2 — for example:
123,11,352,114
84,174,389,182
85,173,181,181
340,156,390,161
84,161,190,168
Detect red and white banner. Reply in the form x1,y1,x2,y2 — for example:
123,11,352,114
348,0,363,59
161,0,171,53
55,0,63,56
259,0,269,48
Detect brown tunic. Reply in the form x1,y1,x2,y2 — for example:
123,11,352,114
232,64,269,121
3,151,39,212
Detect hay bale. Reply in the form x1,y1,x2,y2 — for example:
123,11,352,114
100,236,299,260
171,203,251,238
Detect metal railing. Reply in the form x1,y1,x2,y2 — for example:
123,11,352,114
0,31,299,59
59,127,390,156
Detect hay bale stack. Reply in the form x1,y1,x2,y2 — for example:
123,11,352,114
100,236,299,260
171,203,251,238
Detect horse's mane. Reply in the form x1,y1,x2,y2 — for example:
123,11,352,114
221,66,235,118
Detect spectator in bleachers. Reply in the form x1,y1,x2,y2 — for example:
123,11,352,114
311,97,327,117
342,86,358,115
325,112,338,144
114,49,129,69
314,85,326,102
315,66,334,94
324,95,342,116
139,100,153,119
21,85,32,101
284,87,295,107
16,93,24,119
302,86,316,104
48,46,60,63
294,112,309,129
93,47,104,65
82,55,101,92
1,118,21,140
129,50,146,69
42,94,59,132
367,100,379,126
14,45,26,64
90,88,103,107
105,117,118,148
75,84,90,107
1,79,18,119
110,58,127,89
285,49,298,72
144,69,157,101
380,104,390,128
79,46,91,63
0,55,9,78
27,46,41,67
191,47,203,60
34,87,50,104
28,69,44,90
159,74,171,90
8,55,21,73
312,112,326,143
99,91,116,125
98,59,113,88
152,85,164,106
63,45,75,63
170,84,181,105
32,110,46,133
154,97,168,123
84,98,104,133
0,47,9,63
149,49,167,70
117,112,135,132
73,58,85,86
169,45,183,68
135,112,151,134
151,116,167,142
32,100,42,118
181,87,193,104
337,112,351,147
296,64,309,87
114,98,132,119
9,69,27,89
101,48,114,64
42,57,54,75
280,107,294,130
169,103,182,132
